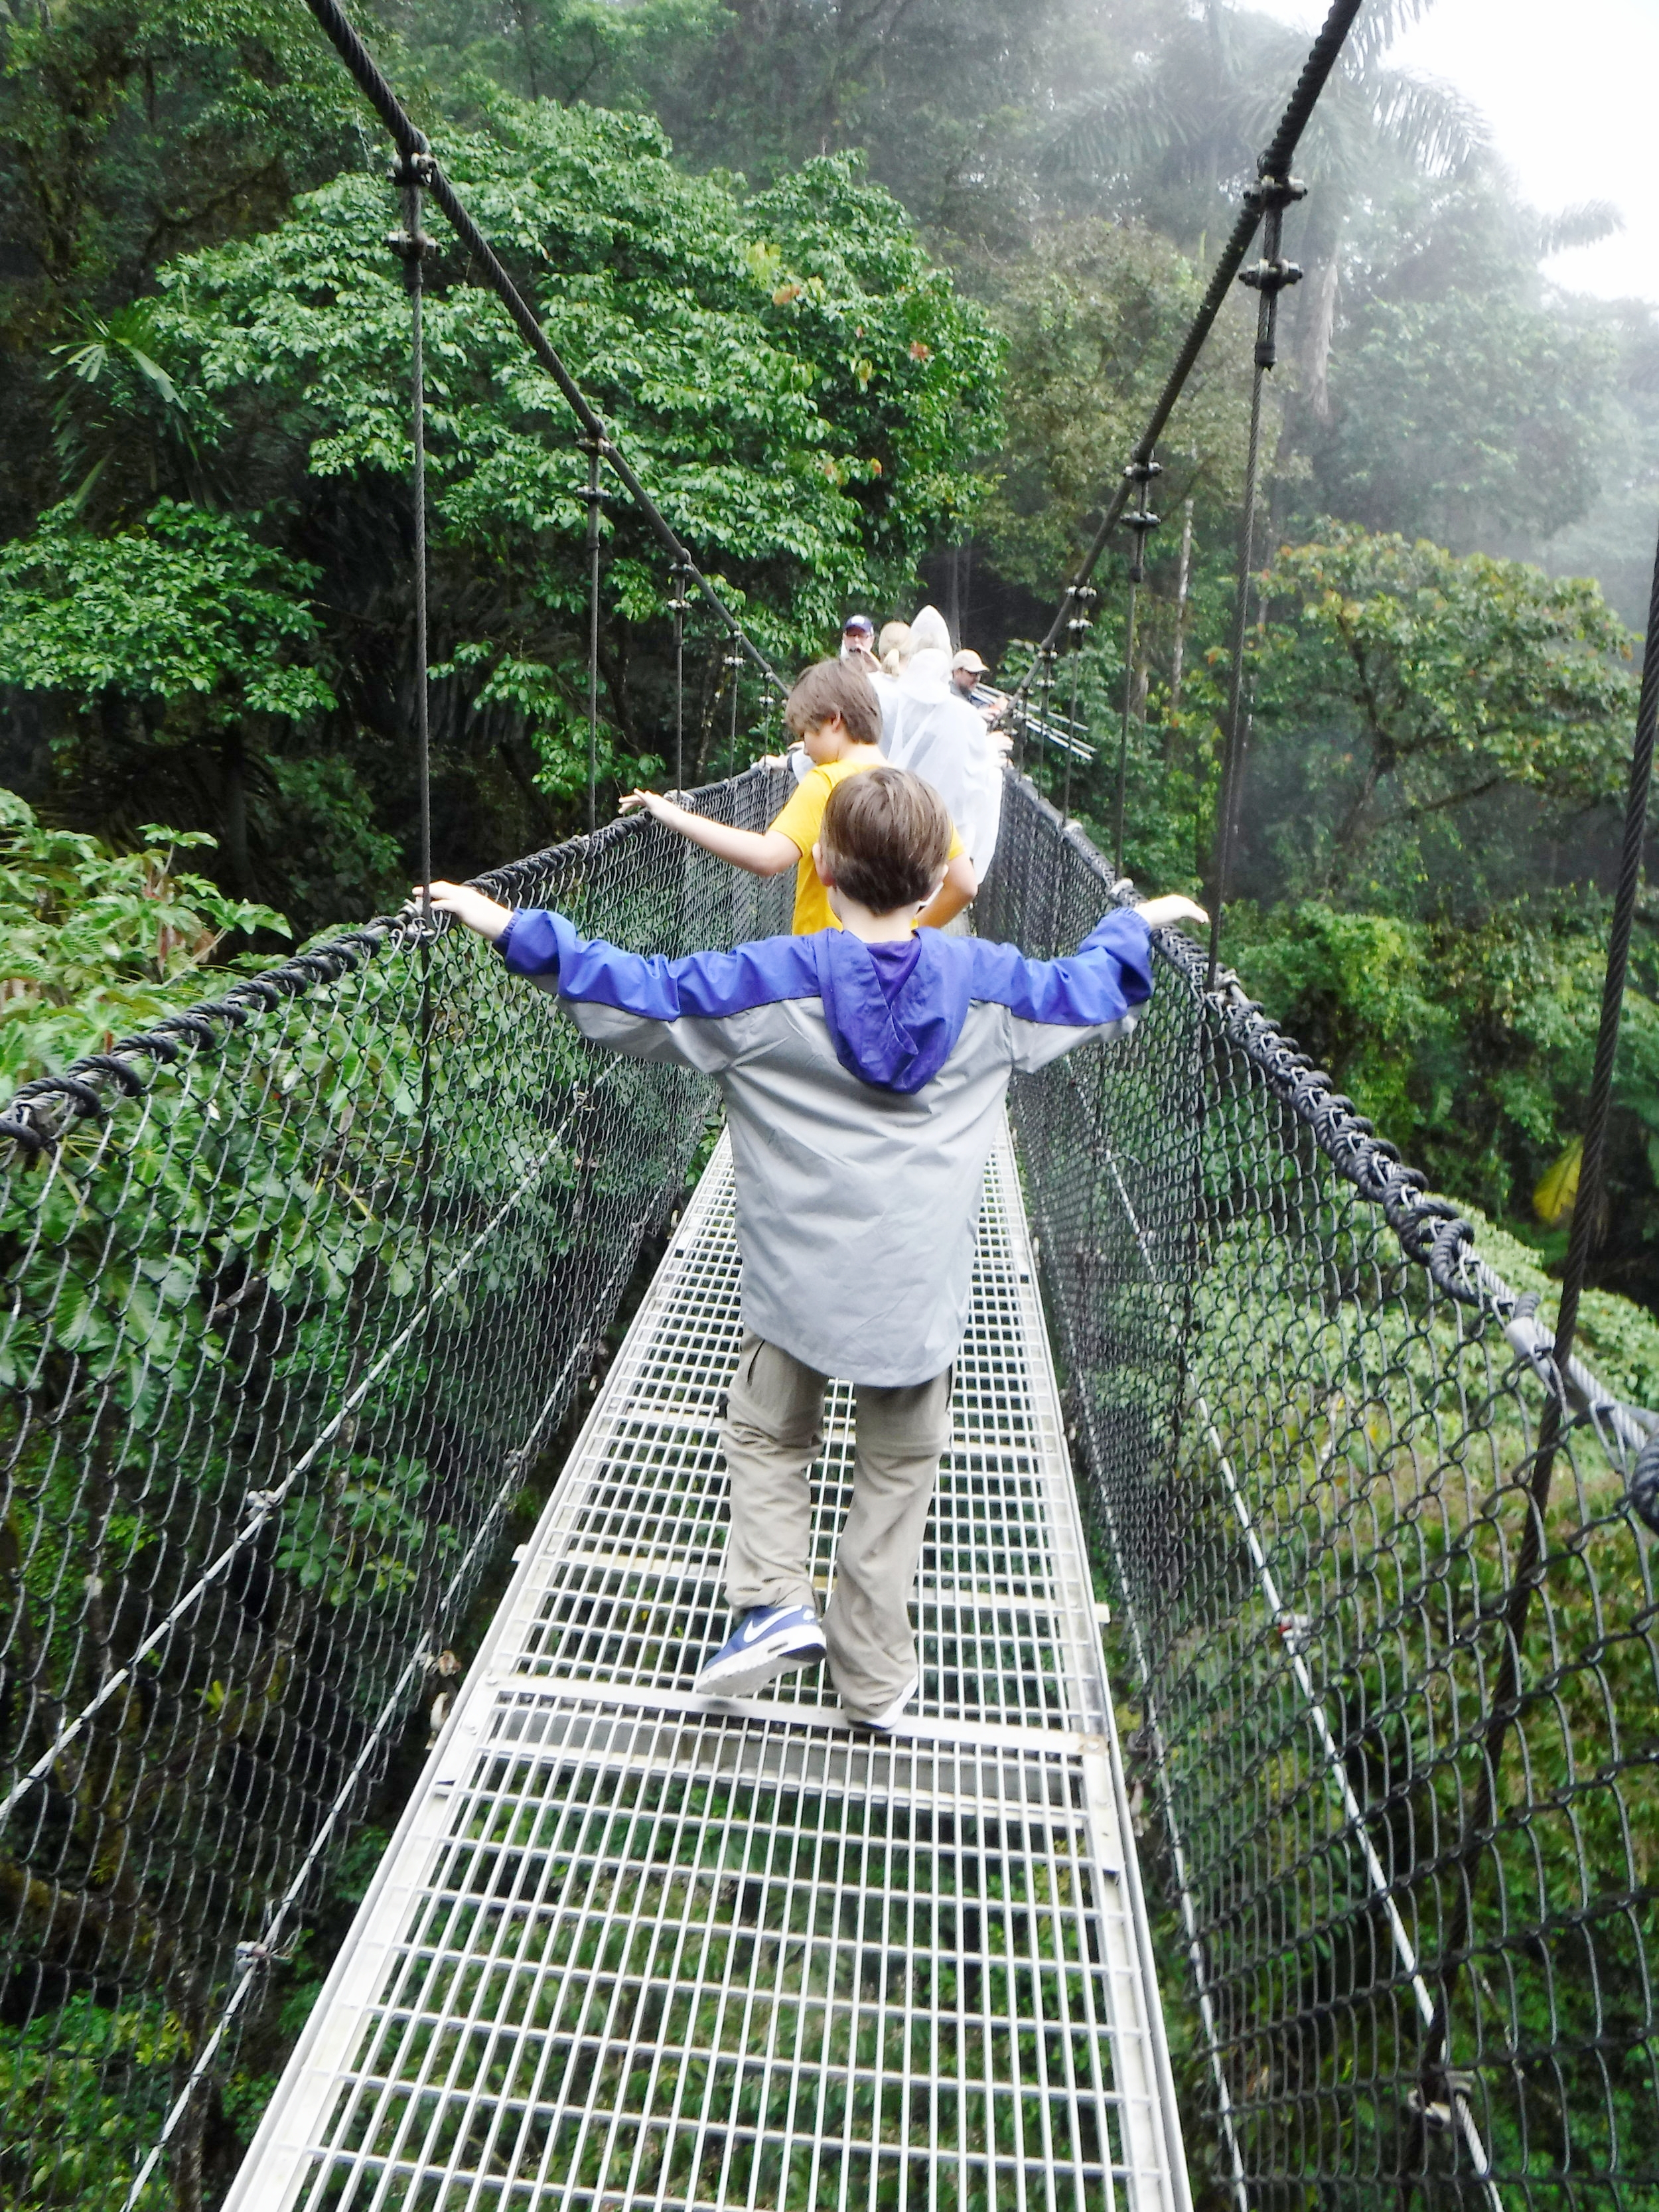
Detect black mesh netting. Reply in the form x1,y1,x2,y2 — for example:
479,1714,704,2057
5,761,1658,2209
0,770,790,2209
983,772,1659,2209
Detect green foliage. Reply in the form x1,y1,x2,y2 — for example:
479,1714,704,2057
972,219,1253,590
0,500,333,732
1250,524,1636,902
151,101,997,644
1221,890,1659,1307
0,1992,181,2209
0,788,286,1092
0,95,999,904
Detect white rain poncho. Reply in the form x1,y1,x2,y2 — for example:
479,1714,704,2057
875,606,1003,876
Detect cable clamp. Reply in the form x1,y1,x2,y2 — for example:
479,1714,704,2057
385,226,435,263
389,151,437,189
1244,172,1307,210
1240,258,1303,293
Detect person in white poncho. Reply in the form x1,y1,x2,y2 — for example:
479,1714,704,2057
873,605,1003,879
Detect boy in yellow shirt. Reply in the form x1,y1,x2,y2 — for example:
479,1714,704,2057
620,659,977,932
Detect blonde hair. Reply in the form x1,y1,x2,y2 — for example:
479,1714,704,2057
877,621,912,676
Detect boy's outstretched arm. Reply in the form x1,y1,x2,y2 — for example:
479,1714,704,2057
974,893,1209,1074
618,788,799,879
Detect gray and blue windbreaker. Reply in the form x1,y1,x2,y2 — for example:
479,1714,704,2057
500,909,1153,1387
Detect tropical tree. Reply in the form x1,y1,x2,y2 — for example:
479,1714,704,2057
0,94,1000,922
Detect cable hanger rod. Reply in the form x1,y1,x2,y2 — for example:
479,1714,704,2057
1023,0,1367,672
299,0,785,700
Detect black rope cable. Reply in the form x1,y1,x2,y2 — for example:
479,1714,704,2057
584,439,603,833
390,157,435,920
1037,644,1056,813
1116,572,1139,879
670,558,689,792
1061,587,1093,827
1205,179,1303,990
298,0,784,703
1020,0,1363,673
725,650,743,778
1116,467,1160,878
388,159,442,1664
1407,511,1659,2146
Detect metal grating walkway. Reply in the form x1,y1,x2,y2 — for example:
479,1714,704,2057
228,1116,1189,2212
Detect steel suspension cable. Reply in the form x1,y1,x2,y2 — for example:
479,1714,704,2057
298,0,784,703
584,439,604,832
1019,0,1362,670
1205,179,1302,989
1116,470,1160,878
393,159,435,920
670,558,689,792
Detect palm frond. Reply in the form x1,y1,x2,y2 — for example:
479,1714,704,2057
1534,198,1624,257
1367,67,1488,177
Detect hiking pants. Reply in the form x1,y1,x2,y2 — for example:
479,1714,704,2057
719,1329,953,1724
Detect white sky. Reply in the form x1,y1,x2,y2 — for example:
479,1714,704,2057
1252,0,1659,304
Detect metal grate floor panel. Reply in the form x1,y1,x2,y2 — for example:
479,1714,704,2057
228,1118,1189,2212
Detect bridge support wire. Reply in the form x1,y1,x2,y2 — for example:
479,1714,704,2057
226,1120,1190,2212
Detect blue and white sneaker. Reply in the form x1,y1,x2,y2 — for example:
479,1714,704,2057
845,1674,920,1736
697,1603,827,1698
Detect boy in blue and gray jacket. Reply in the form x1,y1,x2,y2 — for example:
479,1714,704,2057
425,766,1203,1733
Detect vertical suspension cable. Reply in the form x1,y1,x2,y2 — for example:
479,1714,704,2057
392,156,436,918
583,439,604,834
1117,464,1161,879
391,151,441,1680
725,650,743,776
1062,587,1093,828
1205,177,1304,991
669,559,689,792
1116,573,1137,875
1037,644,1056,808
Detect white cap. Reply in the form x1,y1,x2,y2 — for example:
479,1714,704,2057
952,649,989,675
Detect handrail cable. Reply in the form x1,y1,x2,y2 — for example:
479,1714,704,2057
298,0,785,702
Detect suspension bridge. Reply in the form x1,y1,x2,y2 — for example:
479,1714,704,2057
2,1,1659,2207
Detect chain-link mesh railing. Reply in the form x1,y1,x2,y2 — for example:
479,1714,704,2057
0,770,788,2210
983,770,1659,2209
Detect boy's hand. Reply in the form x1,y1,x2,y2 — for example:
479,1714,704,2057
415,881,514,942
1134,894,1209,930
619,788,682,823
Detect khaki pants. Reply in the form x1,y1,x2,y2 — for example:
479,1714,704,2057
720,1330,953,1724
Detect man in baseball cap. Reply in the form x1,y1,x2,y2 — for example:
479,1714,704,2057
950,648,989,697
841,614,877,664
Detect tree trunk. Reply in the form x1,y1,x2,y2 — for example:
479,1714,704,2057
220,729,251,897
1168,499,1194,732
1297,246,1340,429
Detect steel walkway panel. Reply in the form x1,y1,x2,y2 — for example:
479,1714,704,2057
227,1117,1189,2212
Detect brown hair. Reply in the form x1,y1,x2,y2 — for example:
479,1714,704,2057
818,766,951,914
784,658,881,747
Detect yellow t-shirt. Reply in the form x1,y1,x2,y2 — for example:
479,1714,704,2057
770,754,964,934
